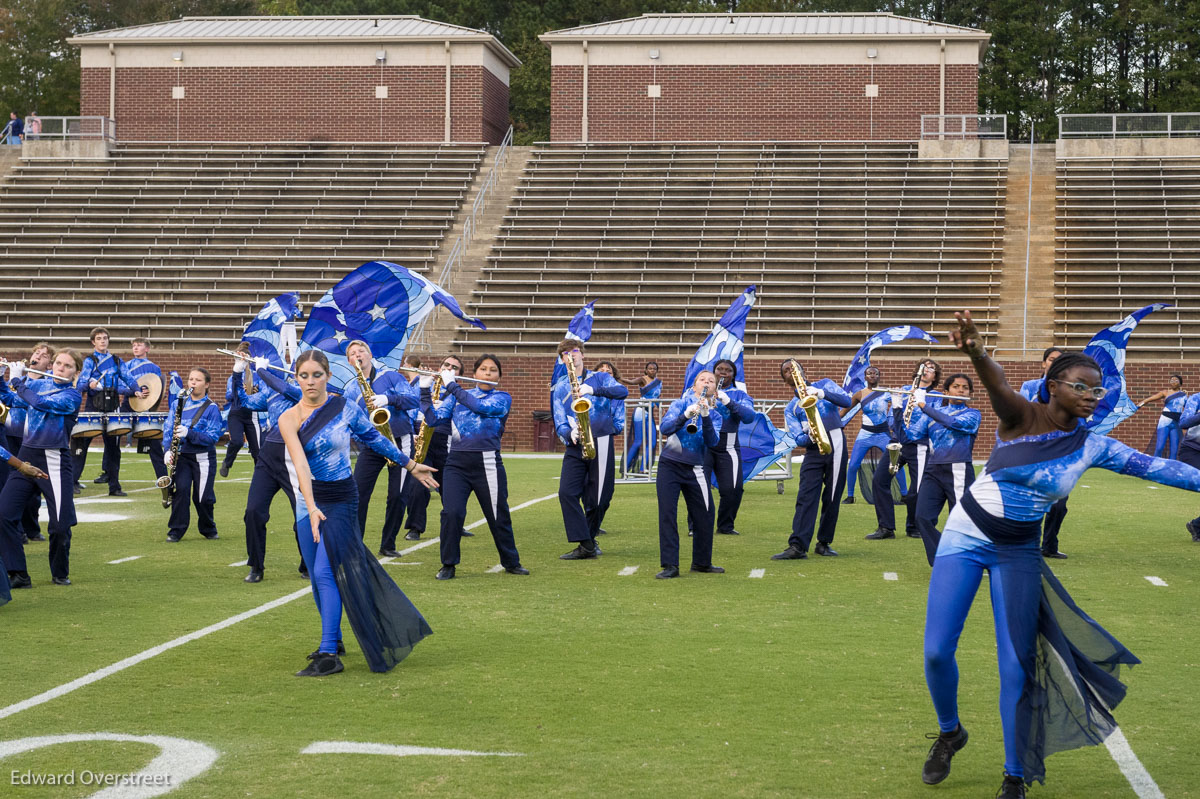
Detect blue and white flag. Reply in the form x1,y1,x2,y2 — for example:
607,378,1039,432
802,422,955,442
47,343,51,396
843,325,939,394
551,300,596,387
299,261,485,390
736,412,797,483
683,286,756,391
1081,302,1172,434
242,292,302,370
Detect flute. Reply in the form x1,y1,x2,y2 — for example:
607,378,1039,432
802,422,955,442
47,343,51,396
398,365,499,387
0,360,61,381
216,349,344,394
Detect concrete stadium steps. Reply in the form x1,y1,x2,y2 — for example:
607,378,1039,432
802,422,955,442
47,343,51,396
0,142,486,347
456,141,1006,355
1055,156,1200,353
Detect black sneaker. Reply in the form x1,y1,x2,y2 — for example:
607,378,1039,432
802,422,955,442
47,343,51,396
461,529,474,537
52,576,71,586
922,724,968,785
309,640,347,657
94,472,109,484
404,530,421,541
559,544,598,560
505,564,531,575
905,529,921,539
716,528,740,535
842,496,855,504
8,572,31,589
864,527,895,540
26,532,46,542
166,534,182,543
814,542,839,557
1042,550,1068,560
201,532,219,540
770,545,807,560
108,489,128,497
295,652,344,677
996,773,1026,799
436,565,456,580
655,565,680,579
219,463,230,478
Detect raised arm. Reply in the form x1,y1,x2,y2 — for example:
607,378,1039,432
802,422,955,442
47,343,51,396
1138,389,1169,408
951,310,1032,432
1091,433,1200,492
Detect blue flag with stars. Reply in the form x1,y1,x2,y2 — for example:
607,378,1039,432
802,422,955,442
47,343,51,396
734,412,797,484
299,261,485,390
683,286,756,391
1080,302,1172,434
551,300,596,386
843,325,940,394
242,292,301,370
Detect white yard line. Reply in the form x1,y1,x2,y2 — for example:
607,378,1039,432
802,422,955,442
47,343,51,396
303,741,523,758
0,491,559,722
883,572,899,581
107,556,142,565
618,566,639,576
1106,727,1166,799
1144,576,1168,587
228,560,249,567
748,568,765,579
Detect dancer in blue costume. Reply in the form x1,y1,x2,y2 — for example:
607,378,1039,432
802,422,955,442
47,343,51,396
278,350,438,677
842,365,908,504
623,362,662,472
921,311,1200,798
1139,374,1185,460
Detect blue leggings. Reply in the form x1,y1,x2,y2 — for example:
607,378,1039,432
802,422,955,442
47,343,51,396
297,510,343,655
1152,421,1180,460
845,436,907,498
924,540,1042,777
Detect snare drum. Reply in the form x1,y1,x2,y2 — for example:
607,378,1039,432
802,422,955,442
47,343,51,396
106,413,133,436
133,413,166,440
72,412,106,439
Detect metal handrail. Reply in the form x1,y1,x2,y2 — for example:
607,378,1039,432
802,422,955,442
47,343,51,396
920,114,1007,139
410,125,513,350
1059,112,1200,139
23,116,116,142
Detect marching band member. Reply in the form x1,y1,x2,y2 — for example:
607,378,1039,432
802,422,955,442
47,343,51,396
0,350,83,588
1,343,53,542
921,312,1200,798
866,359,941,541
655,370,723,579
1018,347,1062,402
74,327,146,496
1140,374,1186,460
705,359,757,536
404,355,466,542
842,366,907,505
343,340,420,558
277,349,436,676
622,361,661,472
1179,391,1200,541
0,441,50,605
592,361,625,536
773,359,852,560
420,354,527,580
220,342,261,477
162,368,224,543
124,337,168,481
1019,347,1069,559
553,341,628,561
911,374,980,565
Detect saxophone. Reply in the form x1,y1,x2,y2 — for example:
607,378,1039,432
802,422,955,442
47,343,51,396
564,355,596,460
414,376,442,463
242,356,258,395
353,362,397,467
790,362,833,456
157,388,186,508
902,361,925,430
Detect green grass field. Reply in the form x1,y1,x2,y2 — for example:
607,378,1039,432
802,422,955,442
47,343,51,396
1,454,1197,798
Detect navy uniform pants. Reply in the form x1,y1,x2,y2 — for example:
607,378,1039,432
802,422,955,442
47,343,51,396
405,432,448,535
916,461,976,565
789,427,849,552
656,457,714,569
243,439,305,574
355,433,412,552
439,450,520,569
1,434,42,536
873,441,928,533
558,434,615,543
136,436,167,479
223,408,261,469
0,446,76,579
72,430,124,491
169,448,217,539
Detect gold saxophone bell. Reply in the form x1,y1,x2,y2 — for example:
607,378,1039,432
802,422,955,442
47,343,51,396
370,406,391,427
791,363,833,456
0,400,8,425
563,354,596,460
887,442,902,475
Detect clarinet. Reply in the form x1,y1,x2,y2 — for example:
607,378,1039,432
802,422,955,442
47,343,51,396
157,389,187,509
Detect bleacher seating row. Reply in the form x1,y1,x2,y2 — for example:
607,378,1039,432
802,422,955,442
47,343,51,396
455,142,1007,355
0,143,485,348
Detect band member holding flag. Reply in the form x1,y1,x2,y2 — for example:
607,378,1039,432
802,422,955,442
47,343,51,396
554,339,628,561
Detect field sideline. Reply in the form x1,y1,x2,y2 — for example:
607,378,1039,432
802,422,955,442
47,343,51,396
1,456,1196,798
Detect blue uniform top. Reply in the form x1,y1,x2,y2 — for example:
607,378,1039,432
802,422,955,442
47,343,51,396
712,387,756,449
1018,377,1044,402
296,396,407,482
422,382,511,452
640,377,663,400
914,400,981,465
890,384,933,444
858,390,892,434
785,378,853,449
659,390,721,466
551,370,629,444
0,441,12,461
965,423,1200,532
6,378,82,449
1162,391,1186,419
162,394,224,454
1179,393,1200,446
239,368,303,442
406,376,426,432
77,351,141,402
225,372,258,412
3,376,28,437
341,366,421,437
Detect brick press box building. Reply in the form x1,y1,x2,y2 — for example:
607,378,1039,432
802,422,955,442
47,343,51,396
541,13,990,141
70,16,520,143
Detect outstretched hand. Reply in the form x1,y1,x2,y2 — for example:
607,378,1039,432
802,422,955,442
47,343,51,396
951,311,986,359
410,462,439,490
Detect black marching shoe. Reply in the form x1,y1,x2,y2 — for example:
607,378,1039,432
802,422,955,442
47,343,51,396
460,529,475,537
905,529,921,539
52,576,71,586
94,472,109,484
864,527,895,540
244,570,263,583
716,528,741,535
73,483,82,495
814,542,839,557
770,545,807,560
505,564,531,575
922,724,968,785
9,572,32,589
690,564,724,573
596,527,608,535
109,489,128,497
295,652,344,677
435,565,456,580
219,463,230,478
559,544,598,560
842,495,855,505
996,773,1026,799
1042,550,1068,560
166,534,181,543
404,530,422,541
378,549,402,558
655,565,680,579
26,532,46,542
201,532,219,540
1187,520,1200,542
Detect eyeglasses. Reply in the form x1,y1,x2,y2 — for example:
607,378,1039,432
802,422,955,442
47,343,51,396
1053,380,1107,400
440,362,461,372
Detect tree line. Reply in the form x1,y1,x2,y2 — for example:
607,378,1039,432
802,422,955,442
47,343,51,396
2,0,1196,142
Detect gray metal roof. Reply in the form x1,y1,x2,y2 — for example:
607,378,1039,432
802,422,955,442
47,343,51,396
69,16,520,66
542,13,988,41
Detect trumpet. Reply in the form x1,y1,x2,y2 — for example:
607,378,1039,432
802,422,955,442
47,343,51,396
789,362,833,456
563,354,596,460
886,442,903,475
398,366,499,386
